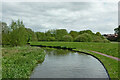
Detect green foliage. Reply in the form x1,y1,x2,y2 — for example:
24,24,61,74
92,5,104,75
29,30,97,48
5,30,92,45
95,32,105,39
69,30,79,39
2,32,10,45
2,46,45,78
2,20,110,45
1,22,11,45
74,33,92,42
36,32,46,41
47,37,56,41
114,26,120,42
10,27,28,46
9,20,29,46
79,30,94,35
63,35,73,42
2,20,38,46
96,32,101,36
26,28,37,42
55,29,68,41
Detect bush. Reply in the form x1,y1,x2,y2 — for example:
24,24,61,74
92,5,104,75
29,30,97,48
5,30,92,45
47,37,56,41
74,33,92,42
63,35,73,42
92,36,110,43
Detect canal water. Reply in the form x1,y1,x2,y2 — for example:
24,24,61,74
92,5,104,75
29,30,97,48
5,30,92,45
31,48,109,78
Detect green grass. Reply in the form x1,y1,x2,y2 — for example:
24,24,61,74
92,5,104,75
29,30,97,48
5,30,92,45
30,42,119,79
2,46,45,78
30,42,118,58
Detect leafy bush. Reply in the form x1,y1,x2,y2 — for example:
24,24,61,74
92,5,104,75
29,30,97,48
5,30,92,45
47,37,56,41
92,35,110,43
63,35,73,42
74,33,92,42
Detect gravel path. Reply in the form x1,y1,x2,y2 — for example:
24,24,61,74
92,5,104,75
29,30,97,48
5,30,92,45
91,51,120,61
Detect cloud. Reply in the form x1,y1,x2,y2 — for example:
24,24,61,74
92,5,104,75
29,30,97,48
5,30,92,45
2,2,118,34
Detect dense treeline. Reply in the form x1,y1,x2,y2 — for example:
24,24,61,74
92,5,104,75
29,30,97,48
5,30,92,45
0,20,110,46
1,20,37,46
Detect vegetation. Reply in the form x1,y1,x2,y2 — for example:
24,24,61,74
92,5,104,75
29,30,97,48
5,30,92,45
63,35,73,42
1,20,119,79
30,42,119,79
1,20,37,46
2,46,45,78
1,20,110,46
114,26,120,41
30,42,118,58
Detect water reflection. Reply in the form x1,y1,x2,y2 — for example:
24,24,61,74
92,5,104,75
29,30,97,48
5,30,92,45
44,48,74,56
31,48,109,78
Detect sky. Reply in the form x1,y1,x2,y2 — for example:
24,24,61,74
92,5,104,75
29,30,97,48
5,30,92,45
1,1,118,34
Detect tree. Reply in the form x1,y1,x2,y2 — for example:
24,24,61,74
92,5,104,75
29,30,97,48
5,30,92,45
55,29,68,41
74,33,92,42
96,32,104,39
26,28,37,42
69,30,79,39
9,20,29,46
63,35,73,42
79,30,94,35
1,22,11,45
114,26,120,41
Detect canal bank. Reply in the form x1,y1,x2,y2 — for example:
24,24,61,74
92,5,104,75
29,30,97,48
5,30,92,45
31,47,109,78
30,42,119,80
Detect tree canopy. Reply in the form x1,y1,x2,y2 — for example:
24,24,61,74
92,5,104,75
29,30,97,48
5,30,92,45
1,20,110,46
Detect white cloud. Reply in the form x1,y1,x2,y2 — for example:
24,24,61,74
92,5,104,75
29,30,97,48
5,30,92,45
1,2,118,34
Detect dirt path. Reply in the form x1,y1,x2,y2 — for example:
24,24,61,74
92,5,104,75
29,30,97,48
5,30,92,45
91,51,120,61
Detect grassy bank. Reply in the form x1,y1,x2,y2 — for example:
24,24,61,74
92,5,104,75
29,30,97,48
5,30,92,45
30,42,118,58
30,42,119,79
2,46,45,78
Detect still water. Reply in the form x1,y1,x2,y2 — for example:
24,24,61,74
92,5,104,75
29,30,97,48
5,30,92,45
31,48,109,78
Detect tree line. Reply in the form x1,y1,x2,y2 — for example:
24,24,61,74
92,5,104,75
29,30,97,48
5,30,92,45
1,20,116,46
114,26,120,42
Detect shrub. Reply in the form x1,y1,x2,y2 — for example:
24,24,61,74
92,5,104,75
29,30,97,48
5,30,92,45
63,35,73,42
47,37,56,41
93,36,110,43
74,33,92,42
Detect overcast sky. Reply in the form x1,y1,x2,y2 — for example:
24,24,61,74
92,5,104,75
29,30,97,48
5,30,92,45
1,2,118,34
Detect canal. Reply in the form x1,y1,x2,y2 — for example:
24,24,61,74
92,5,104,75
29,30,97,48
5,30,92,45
31,48,109,78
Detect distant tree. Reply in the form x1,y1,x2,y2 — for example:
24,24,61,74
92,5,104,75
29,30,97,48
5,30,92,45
55,29,68,41
74,33,92,42
0,22,1,44
63,35,73,42
74,35,88,42
36,32,45,41
1,22,11,45
9,20,29,46
96,32,104,39
26,28,37,42
47,37,56,41
79,30,94,35
10,20,17,30
69,30,79,39
96,32,101,36
114,26,120,41
10,26,28,46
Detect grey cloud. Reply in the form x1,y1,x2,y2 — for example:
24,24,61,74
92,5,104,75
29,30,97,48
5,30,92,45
2,2,118,34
